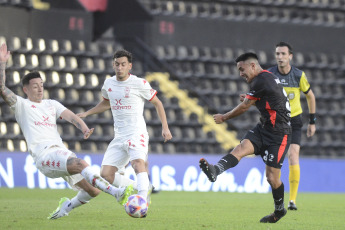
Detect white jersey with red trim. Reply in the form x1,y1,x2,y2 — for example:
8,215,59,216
10,96,67,160
101,74,157,139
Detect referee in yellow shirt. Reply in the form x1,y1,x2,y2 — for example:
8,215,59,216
268,42,316,210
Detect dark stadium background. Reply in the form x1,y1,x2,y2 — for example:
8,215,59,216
1,0,345,158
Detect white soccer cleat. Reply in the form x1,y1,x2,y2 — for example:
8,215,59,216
47,197,70,220
117,184,134,206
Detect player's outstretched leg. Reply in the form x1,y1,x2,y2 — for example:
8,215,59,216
260,208,287,223
288,200,297,210
81,166,134,205
116,184,134,205
199,158,217,182
47,197,70,220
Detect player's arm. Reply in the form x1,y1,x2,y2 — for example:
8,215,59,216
214,97,256,124
77,99,110,118
150,96,172,142
305,89,316,137
60,109,94,139
0,43,17,107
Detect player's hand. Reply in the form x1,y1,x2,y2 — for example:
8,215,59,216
239,94,246,102
162,128,172,143
77,112,87,118
307,124,316,137
83,128,94,139
213,114,225,124
0,43,10,63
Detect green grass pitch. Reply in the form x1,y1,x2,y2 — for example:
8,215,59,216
0,188,344,230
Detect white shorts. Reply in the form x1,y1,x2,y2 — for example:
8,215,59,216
36,146,84,190
102,133,149,169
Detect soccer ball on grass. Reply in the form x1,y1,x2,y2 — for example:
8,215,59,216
124,194,148,218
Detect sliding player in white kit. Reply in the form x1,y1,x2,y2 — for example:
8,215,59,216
78,50,172,208
0,43,134,220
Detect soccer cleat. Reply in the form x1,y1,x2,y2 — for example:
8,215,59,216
117,184,134,206
199,158,217,182
47,197,70,220
288,200,298,210
152,187,160,194
260,209,287,223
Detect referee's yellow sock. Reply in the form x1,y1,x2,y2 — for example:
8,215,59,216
289,164,300,203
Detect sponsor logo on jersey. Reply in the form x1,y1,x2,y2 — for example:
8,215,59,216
31,105,36,108
112,98,131,110
111,105,132,110
279,79,288,86
34,116,56,127
108,88,112,92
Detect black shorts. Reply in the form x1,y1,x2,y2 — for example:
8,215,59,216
291,114,303,145
243,124,291,169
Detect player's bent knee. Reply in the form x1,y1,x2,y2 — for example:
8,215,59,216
266,176,281,189
265,172,281,188
67,157,90,174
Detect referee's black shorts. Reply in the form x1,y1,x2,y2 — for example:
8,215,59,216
291,114,303,145
243,124,291,169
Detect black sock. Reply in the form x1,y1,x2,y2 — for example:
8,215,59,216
214,154,239,175
272,182,285,212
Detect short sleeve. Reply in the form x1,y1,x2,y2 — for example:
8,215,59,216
101,82,109,100
139,79,157,101
300,72,311,93
10,95,22,112
246,77,265,101
10,96,24,123
50,100,67,119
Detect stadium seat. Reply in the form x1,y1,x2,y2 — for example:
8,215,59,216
163,142,176,153
25,53,39,71
185,2,198,17
72,40,87,56
38,54,54,70
32,38,47,54
57,39,73,55
146,0,162,15
161,1,173,16
131,61,144,76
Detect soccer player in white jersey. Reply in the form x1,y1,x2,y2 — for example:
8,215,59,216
78,50,172,206
0,43,134,219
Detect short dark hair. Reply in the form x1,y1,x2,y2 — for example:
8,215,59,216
276,41,293,54
22,71,42,86
235,52,258,63
113,50,133,63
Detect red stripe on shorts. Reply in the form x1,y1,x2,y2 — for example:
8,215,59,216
277,135,288,163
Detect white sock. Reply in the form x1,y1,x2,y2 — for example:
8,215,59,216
65,190,93,212
137,172,149,198
113,173,138,190
81,166,118,197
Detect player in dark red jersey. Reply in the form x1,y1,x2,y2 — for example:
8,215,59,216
199,52,291,223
